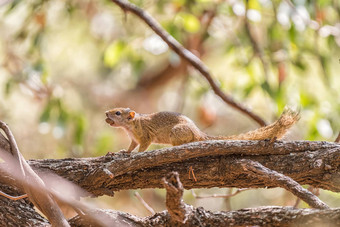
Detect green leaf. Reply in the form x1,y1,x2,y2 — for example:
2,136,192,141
4,0,21,15
74,115,87,145
289,25,297,44
5,79,15,96
292,56,307,71
248,0,260,10
319,55,330,82
103,40,126,68
40,102,52,122
299,92,316,108
176,13,201,33
131,58,145,76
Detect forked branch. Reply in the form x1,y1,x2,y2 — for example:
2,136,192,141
111,0,266,126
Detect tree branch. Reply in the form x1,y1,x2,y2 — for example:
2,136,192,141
68,173,339,226
245,2,270,80
22,140,340,197
69,206,340,227
111,0,267,126
162,172,191,224
240,159,329,209
0,121,70,227
2,138,340,225
0,184,49,226
191,188,250,199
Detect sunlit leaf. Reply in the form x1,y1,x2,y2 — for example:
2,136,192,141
177,13,201,33
162,21,182,41
289,25,297,44
248,0,261,10
103,40,126,68
300,92,316,108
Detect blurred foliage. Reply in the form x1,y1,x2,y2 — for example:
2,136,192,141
1,0,340,216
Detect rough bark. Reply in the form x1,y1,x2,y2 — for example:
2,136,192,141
69,206,340,227
0,184,49,227
162,172,191,224
2,139,340,226
239,159,329,209
24,140,340,196
0,121,70,227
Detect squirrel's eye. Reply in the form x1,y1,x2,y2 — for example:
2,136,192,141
115,111,121,116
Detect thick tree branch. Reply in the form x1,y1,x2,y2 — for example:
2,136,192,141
69,206,340,227
1,169,340,226
21,140,340,197
1,138,340,225
111,0,266,126
240,159,329,209
68,172,340,226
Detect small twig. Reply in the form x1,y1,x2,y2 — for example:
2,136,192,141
134,192,155,215
199,5,218,44
0,190,27,200
240,159,329,209
189,166,197,182
0,121,70,227
245,3,270,80
224,188,233,211
191,188,250,199
335,132,340,143
284,0,311,25
111,0,266,127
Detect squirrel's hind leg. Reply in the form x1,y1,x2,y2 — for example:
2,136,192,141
170,124,195,146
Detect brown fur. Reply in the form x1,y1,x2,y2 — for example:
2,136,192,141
105,108,299,153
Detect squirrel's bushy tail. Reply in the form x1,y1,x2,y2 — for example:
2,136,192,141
205,109,299,141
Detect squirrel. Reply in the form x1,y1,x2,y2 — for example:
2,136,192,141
105,108,299,153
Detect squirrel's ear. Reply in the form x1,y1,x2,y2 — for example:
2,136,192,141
128,111,135,120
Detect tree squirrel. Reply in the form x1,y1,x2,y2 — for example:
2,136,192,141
105,108,299,153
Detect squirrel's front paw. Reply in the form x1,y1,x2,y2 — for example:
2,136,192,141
105,151,115,156
118,149,131,156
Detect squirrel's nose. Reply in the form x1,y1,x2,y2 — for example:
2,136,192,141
105,111,110,117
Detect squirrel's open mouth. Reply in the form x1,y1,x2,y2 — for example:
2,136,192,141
105,118,115,126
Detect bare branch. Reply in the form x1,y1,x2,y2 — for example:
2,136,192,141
134,192,155,215
106,140,336,179
294,186,319,208
25,140,340,196
240,159,329,209
0,190,27,201
0,121,70,227
69,204,340,226
191,188,250,199
111,0,266,126
245,3,270,80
